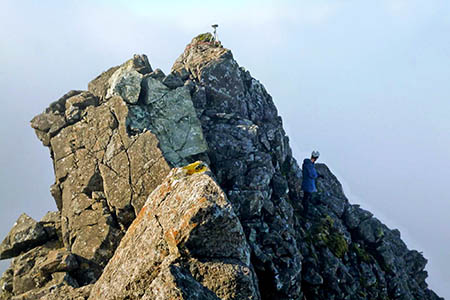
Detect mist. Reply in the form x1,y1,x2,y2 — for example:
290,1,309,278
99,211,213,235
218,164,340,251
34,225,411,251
0,0,448,297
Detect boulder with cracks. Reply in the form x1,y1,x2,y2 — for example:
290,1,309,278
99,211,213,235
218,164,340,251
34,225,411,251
89,165,260,300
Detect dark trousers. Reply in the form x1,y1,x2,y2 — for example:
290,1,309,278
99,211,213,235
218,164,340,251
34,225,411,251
302,191,313,212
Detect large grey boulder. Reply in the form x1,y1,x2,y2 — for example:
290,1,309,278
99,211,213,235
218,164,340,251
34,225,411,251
132,77,209,165
1,240,77,298
88,54,152,101
89,163,260,300
161,72,184,89
106,67,143,104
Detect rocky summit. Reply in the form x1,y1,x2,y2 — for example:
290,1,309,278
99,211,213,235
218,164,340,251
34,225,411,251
0,33,443,300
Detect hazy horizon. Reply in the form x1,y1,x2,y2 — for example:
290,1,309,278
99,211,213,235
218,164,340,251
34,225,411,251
1,0,449,298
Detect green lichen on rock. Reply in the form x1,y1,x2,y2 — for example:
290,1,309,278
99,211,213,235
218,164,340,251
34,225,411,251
376,226,385,240
195,32,214,43
325,232,348,259
131,78,209,166
313,215,349,258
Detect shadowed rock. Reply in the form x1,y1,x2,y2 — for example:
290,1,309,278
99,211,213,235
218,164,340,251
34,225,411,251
1,240,77,298
39,211,62,243
10,284,92,300
0,214,48,260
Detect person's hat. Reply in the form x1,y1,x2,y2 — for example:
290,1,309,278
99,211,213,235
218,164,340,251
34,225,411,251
311,150,320,158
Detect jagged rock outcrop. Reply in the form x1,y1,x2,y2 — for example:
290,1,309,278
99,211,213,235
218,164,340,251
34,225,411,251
89,163,260,300
173,34,303,299
26,53,209,286
0,33,443,300
170,34,442,300
0,214,49,260
0,213,77,300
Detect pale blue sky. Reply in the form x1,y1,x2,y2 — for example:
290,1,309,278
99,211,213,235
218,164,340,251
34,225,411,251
1,0,449,297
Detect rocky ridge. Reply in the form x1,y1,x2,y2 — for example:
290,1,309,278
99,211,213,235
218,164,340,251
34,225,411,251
0,33,443,300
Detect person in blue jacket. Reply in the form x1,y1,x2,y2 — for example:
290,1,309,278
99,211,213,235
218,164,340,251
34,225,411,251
302,150,321,209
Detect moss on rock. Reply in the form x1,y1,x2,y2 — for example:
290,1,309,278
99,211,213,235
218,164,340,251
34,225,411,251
195,33,214,43
312,215,349,258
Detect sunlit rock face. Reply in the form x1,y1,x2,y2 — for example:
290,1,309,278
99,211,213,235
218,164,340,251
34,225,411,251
0,34,443,300
89,165,260,300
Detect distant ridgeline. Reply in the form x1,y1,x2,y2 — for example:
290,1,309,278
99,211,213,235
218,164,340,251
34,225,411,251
0,33,443,300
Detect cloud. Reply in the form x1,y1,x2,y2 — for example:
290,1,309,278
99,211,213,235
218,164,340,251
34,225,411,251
385,0,412,16
383,0,441,22
1,1,449,298
289,2,340,25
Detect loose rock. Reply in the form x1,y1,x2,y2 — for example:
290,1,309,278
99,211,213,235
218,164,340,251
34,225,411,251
0,214,48,260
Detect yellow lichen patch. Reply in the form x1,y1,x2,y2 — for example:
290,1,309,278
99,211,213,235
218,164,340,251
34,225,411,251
182,161,208,175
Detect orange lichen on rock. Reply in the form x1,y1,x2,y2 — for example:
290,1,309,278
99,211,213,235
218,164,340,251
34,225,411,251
127,205,147,236
165,229,179,248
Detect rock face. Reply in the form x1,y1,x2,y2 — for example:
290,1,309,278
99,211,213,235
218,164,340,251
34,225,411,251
0,213,79,300
173,34,303,299
27,54,208,286
0,33,443,300
89,163,260,300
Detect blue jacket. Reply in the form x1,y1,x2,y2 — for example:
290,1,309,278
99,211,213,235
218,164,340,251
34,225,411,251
302,158,318,193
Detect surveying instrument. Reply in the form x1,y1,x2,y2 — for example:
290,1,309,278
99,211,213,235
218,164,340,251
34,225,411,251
211,24,219,44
